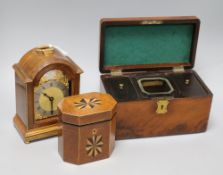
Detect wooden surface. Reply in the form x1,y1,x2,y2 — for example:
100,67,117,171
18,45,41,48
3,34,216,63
13,45,83,143
1,1,221,174
99,16,212,140
58,92,116,164
58,92,117,125
14,114,62,143
101,70,212,139
59,117,116,164
116,96,212,139
99,16,200,73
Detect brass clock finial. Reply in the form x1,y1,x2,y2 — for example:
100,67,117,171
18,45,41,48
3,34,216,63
36,44,54,56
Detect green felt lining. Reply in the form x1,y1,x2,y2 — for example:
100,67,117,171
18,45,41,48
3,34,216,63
104,24,194,66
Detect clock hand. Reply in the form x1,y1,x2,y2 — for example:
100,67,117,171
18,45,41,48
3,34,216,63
50,100,54,114
43,93,54,102
43,93,51,99
43,93,55,114
49,96,54,115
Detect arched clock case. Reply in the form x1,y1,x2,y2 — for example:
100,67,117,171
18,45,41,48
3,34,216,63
13,45,83,143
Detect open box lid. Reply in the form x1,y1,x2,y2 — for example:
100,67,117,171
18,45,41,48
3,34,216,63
99,16,200,73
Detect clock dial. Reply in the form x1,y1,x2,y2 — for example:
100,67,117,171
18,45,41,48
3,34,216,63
34,70,70,120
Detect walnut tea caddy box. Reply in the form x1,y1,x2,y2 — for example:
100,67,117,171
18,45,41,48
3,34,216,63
100,16,213,139
57,92,117,164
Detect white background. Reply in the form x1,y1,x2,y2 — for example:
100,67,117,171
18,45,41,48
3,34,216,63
0,0,223,174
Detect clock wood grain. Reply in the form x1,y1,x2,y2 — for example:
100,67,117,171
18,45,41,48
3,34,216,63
13,45,83,143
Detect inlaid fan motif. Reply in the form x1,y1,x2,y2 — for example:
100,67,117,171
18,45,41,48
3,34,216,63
74,98,101,109
86,134,103,157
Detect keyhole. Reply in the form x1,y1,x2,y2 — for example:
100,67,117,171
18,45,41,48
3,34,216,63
160,105,164,110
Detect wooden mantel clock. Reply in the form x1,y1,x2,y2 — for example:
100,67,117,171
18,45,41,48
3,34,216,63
13,45,83,143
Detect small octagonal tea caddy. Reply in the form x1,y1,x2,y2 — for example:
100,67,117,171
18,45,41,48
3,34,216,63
57,92,117,164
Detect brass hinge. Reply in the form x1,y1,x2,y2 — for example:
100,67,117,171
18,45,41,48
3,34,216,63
173,66,185,73
111,70,122,76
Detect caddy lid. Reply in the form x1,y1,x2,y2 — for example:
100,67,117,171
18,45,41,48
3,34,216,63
57,92,117,126
99,16,200,73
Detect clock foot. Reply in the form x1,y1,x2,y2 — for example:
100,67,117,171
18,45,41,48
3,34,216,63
24,140,30,144
13,114,62,143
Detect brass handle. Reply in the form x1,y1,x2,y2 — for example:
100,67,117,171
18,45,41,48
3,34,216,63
156,100,169,114
36,45,54,56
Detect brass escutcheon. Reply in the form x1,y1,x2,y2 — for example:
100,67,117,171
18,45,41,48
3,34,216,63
156,100,169,114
